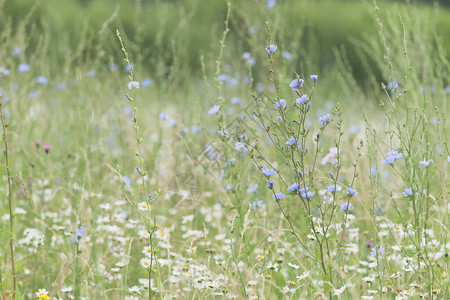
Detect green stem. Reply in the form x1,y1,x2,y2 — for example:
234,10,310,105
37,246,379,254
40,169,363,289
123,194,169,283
0,97,16,300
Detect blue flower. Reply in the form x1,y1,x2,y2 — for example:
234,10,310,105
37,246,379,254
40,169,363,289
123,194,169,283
262,168,277,177
298,187,309,194
296,94,308,104
274,99,286,109
267,181,273,189
370,246,384,259
301,191,314,199
319,113,330,126
18,63,30,73
218,74,228,82
128,81,140,90
327,185,337,192
382,151,403,165
445,86,450,94
231,97,241,104
87,69,96,77
402,187,413,197
340,202,353,211
273,192,285,200
124,64,135,72
28,91,38,99
265,44,277,57
387,81,399,90
142,78,153,87
123,176,131,186
283,51,292,61
347,187,358,196
37,76,47,85
251,200,264,210
75,226,85,238
287,182,299,192
266,0,276,9
13,47,22,58
247,184,258,193
286,137,296,145
289,78,304,91
448,155,450,162
208,105,221,115
276,116,282,121
242,52,255,66
419,159,432,167
310,75,318,82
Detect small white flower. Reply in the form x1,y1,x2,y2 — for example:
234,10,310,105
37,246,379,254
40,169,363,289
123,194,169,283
128,81,140,90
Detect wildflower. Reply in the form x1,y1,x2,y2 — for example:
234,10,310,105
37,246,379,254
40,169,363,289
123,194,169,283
347,187,358,196
266,0,276,9
265,44,277,57
75,226,85,238
208,105,221,115
28,91,38,98
35,140,41,148
128,81,140,90
341,202,353,212
301,191,314,199
142,78,152,87
277,116,282,121
387,80,399,90
87,69,96,77
124,64,135,72
43,145,51,153
251,200,263,210
321,147,339,166
448,156,450,162
327,185,337,192
247,184,258,193
274,99,286,109
13,47,22,57
129,286,141,294
296,94,308,104
366,241,373,247
289,78,304,91
187,246,197,255
262,168,277,177
37,76,48,85
273,192,285,200
218,74,228,82
319,113,330,126
287,182,299,192
310,75,318,82
383,151,403,165
18,63,30,73
267,181,273,188
402,187,413,197
419,159,432,167
35,289,50,299
140,257,151,269
370,246,384,259
283,51,292,60
242,52,255,66
138,201,150,211
286,137,296,145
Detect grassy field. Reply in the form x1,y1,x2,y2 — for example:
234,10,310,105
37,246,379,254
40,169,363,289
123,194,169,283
0,0,449,299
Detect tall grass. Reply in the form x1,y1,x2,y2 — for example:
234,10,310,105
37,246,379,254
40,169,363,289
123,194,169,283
0,0,448,299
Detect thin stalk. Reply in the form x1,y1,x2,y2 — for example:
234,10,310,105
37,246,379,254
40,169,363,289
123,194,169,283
0,97,16,300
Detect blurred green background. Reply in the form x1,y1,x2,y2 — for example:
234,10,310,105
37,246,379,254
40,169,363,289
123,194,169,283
3,0,450,86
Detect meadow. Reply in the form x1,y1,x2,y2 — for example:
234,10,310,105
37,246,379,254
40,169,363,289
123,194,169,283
0,0,449,299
